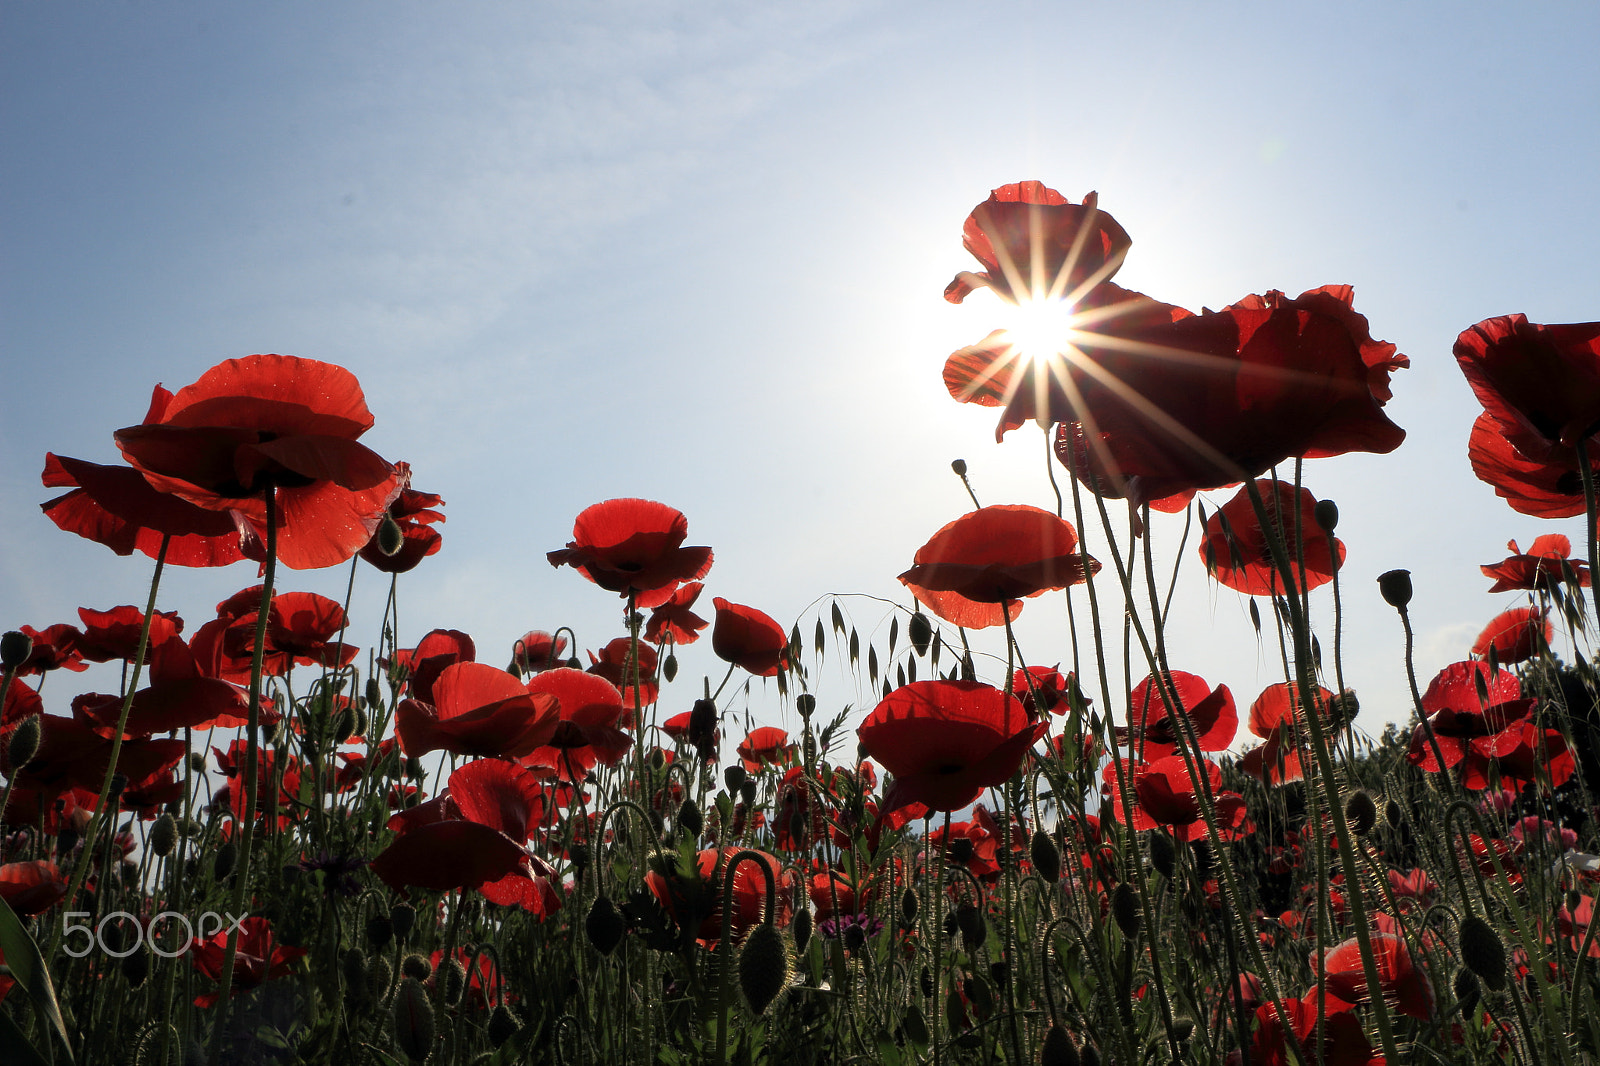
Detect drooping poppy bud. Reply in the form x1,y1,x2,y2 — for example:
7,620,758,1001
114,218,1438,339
1030,829,1061,884
391,977,435,1062
739,922,790,1013
1345,790,1377,835
1111,883,1141,938
586,895,626,956
1458,914,1507,992
1041,1025,1080,1066
6,713,42,771
149,812,178,858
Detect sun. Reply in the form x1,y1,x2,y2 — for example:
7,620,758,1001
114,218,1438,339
997,295,1080,368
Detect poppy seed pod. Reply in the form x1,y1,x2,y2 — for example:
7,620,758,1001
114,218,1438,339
951,459,968,476
121,947,149,988
6,714,41,771
1314,498,1339,532
796,693,816,718
1111,883,1141,938
844,923,867,952
1378,569,1413,609
1345,790,1378,835
738,922,790,1014
391,977,434,1062
0,630,31,669
1041,1025,1080,1066
677,798,703,839
1458,915,1508,991
688,698,717,751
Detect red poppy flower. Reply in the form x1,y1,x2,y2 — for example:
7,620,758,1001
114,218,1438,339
1481,534,1589,592
644,846,792,945
645,582,709,645
190,916,307,1007
1468,411,1595,518
1460,718,1576,791
1407,661,1535,775
1,679,43,730
189,587,358,683
213,743,304,830
0,861,68,917
1250,995,1374,1066
857,680,1044,813
547,498,713,609
586,637,658,711
1237,680,1338,785
73,634,257,735
899,505,1099,629
511,630,568,674
1060,286,1407,506
0,715,186,802
372,759,560,915
1471,606,1550,664
358,462,445,574
390,628,476,705
395,661,559,759
711,598,789,677
1455,314,1600,462
73,606,184,663
736,726,791,771
41,450,247,567
521,668,632,774
113,356,401,571
1009,665,1081,717
9,624,87,676
944,181,1132,306
1121,671,1238,760
1316,930,1434,1020
1199,480,1344,596
1104,755,1247,842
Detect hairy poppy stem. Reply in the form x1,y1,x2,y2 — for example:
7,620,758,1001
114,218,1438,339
1243,478,1402,1065
712,849,778,1065
211,494,279,1057
1576,440,1600,632
49,532,171,963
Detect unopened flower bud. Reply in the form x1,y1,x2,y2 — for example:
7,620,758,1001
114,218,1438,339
1041,1025,1080,1066
213,841,237,881
1345,790,1377,836
391,977,434,1062
1378,569,1413,609
1313,499,1339,532
487,1004,520,1047
188,752,208,774
792,906,812,952
662,652,678,682
586,895,626,956
343,946,368,986
1458,914,1507,992
1,631,33,670
121,947,149,988
740,780,757,806
390,902,416,941
400,953,432,981
366,913,394,950
723,764,747,793
950,459,967,476
738,922,790,1014
1030,829,1061,884
149,812,178,858
7,714,41,770
1111,883,1141,938
955,902,984,949
1148,830,1176,880
442,957,466,1005
374,513,405,556
1453,967,1481,1015
901,887,918,927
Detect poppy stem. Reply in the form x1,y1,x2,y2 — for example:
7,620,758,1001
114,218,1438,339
712,849,778,1065
48,532,171,959
211,492,278,1057
1576,439,1600,631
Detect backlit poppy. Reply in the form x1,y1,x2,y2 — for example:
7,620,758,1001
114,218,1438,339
736,726,791,771
10,624,86,676
710,598,789,677
357,462,445,574
646,582,709,645
1237,680,1339,785
1060,286,1407,506
521,668,632,774
1407,661,1534,776
1471,606,1551,664
41,450,246,567
74,606,183,663
188,587,358,683
1104,754,1247,842
586,637,659,712
899,505,1099,629
395,661,559,759
943,181,1132,306
113,356,401,570
1249,995,1374,1066
1468,412,1595,518
1455,314,1600,463
1316,930,1434,1020
190,916,307,1007
857,680,1044,813
1480,534,1589,592
1199,480,1344,596
390,628,476,705
1117,671,1238,760
511,630,568,674
644,845,792,945
0,861,68,917
547,498,713,609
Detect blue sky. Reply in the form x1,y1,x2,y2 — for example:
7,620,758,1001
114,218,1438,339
3,1,1598,747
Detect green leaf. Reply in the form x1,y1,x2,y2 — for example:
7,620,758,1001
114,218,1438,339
0,1009,50,1066
0,894,73,1063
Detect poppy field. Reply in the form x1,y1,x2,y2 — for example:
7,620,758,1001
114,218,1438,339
4,180,1600,1065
